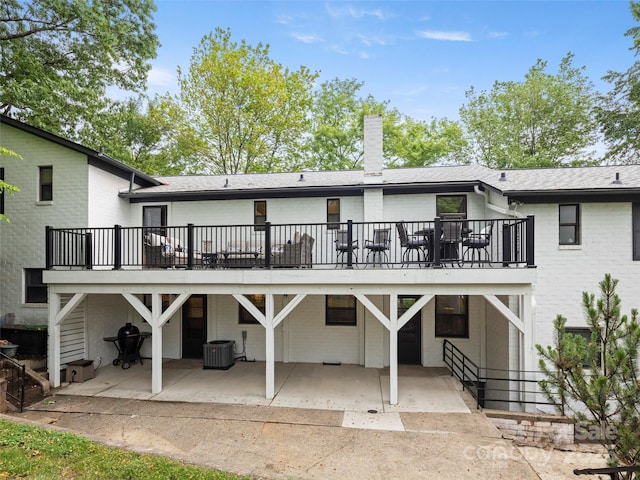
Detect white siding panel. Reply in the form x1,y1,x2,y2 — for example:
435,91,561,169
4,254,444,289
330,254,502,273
60,295,86,365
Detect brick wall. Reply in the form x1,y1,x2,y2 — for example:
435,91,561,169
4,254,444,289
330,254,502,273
0,125,89,324
486,411,574,448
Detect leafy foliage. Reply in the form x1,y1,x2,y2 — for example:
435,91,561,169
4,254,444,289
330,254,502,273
597,1,640,164
537,275,640,472
171,28,318,174
307,77,467,170
77,96,183,176
0,146,21,222
0,0,159,137
460,54,599,168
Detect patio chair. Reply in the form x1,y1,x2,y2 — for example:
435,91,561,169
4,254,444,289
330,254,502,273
396,222,428,267
441,221,463,266
335,230,358,267
462,221,493,267
272,232,315,268
364,228,391,267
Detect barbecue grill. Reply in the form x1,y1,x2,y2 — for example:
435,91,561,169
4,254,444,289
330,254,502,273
103,323,151,369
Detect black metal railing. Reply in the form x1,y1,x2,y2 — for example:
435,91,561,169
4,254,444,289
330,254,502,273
0,352,26,412
46,216,535,270
443,339,550,410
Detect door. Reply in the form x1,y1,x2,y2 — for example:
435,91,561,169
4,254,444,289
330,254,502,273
182,295,207,358
398,296,422,365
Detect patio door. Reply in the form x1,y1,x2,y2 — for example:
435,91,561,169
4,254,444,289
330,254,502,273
398,296,422,365
182,295,207,358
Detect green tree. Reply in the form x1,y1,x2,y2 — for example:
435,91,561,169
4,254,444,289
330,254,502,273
308,77,466,170
0,0,159,137
537,275,640,473
173,28,318,175
77,96,182,176
460,54,599,168
0,146,21,222
385,117,468,168
597,1,640,164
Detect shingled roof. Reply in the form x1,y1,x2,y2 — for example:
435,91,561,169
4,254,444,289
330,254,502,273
122,163,640,203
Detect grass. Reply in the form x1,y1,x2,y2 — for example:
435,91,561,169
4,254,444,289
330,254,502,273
0,418,253,479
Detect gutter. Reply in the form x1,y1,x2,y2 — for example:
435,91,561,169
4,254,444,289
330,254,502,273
474,185,523,218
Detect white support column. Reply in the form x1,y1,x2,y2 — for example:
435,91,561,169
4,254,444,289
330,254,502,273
265,294,275,400
522,294,536,412
389,293,399,405
151,293,163,394
48,292,62,387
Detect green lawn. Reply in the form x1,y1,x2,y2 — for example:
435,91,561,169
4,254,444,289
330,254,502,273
0,418,253,479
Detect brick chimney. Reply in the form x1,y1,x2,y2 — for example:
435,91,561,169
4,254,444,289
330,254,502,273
363,114,383,183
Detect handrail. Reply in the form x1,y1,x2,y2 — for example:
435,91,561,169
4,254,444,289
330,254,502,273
443,339,553,409
442,339,483,408
0,351,25,412
45,217,535,270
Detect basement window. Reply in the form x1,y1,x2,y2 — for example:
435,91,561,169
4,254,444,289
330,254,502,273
326,295,356,326
239,294,265,325
25,268,47,304
435,295,468,338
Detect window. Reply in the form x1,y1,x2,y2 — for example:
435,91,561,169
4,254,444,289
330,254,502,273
0,168,4,215
143,205,167,235
327,198,340,229
435,295,468,338
565,327,601,368
559,204,580,245
326,295,357,326
254,201,266,231
239,294,265,324
39,166,53,201
25,268,47,303
633,203,640,260
436,195,467,218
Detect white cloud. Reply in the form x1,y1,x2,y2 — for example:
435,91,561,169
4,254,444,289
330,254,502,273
325,4,386,20
147,66,175,88
291,32,323,44
418,30,472,42
329,44,349,55
487,31,508,39
275,14,293,25
359,51,370,59
358,34,388,47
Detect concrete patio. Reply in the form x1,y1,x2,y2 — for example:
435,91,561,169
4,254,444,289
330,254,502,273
58,360,471,416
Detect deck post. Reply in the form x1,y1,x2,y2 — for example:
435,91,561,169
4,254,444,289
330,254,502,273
389,293,399,405
151,293,163,394
265,294,275,399
113,225,122,270
48,292,62,387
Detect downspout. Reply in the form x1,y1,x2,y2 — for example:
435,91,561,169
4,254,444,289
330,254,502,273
474,185,523,218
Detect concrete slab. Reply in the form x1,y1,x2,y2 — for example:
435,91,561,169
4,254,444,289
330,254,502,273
381,374,470,413
152,361,294,405
56,360,472,414
342,410,405,431
270,363,385,412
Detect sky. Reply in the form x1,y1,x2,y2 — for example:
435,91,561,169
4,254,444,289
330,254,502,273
146,0,639,121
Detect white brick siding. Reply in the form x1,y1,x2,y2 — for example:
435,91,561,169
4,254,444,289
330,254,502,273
0,125,89,324
88,166,131,227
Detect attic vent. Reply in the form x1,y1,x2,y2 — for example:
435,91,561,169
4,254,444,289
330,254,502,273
499,172,507,181
612,172,622,185
299,174,305,182
224,178,229,188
